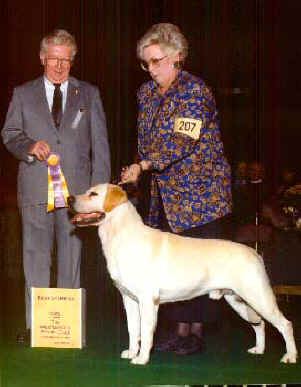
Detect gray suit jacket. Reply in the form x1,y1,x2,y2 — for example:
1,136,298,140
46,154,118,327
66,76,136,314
2,76,111,207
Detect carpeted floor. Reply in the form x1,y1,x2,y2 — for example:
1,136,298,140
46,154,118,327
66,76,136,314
1,220,301,386
1,273,301,386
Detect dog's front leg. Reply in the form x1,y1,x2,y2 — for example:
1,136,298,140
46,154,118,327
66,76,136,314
121,295,140,360
131,298,159,365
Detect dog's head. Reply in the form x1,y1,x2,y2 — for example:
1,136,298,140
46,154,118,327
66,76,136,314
69,183,128,227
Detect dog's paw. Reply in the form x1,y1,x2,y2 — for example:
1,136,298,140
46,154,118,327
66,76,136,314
248,346,264,355
130,354,149,365
121,349,138,359
280,352,297,363
121,349,131,359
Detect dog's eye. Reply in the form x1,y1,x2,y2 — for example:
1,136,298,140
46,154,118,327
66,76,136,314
89,192,98,197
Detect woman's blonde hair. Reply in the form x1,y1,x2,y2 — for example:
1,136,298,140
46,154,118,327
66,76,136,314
137,23,188,62
40,29,77,60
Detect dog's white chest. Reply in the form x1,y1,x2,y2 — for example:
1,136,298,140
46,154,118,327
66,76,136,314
113,279,138,301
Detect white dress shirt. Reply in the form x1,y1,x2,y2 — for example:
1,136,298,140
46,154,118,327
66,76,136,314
44,77,68,112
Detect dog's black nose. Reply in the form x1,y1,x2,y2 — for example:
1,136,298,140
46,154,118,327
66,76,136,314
67,195,75,207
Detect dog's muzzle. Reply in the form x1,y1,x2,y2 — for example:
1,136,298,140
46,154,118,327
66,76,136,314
68,195,105,227
70,212,105,226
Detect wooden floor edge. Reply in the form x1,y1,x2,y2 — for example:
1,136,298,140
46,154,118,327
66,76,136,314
273,285,301,296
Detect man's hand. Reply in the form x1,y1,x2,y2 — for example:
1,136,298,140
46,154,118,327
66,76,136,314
28,140,51,161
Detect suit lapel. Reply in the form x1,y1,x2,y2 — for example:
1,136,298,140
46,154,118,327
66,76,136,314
60,77,81,131
33,77,56,132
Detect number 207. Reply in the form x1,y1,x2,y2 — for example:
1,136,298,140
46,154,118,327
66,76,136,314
178,120,196,132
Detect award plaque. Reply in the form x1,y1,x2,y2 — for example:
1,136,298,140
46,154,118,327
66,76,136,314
31,287,86,348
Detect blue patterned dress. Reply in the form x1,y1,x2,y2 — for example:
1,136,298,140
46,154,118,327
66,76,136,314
137,70,232,233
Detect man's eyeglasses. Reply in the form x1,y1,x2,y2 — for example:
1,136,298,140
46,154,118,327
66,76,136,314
140,55,168,72
46,57,72,67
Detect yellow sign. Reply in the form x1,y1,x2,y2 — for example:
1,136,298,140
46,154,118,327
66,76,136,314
174,117,202,140
31,287,86,348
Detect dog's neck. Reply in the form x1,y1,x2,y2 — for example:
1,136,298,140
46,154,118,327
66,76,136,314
99,200,143,234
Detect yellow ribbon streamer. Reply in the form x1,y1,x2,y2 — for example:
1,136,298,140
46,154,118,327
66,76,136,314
47,154,70,212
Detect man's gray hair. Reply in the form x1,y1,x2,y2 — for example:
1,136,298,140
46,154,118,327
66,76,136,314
137,23,188,61
40,29,77,60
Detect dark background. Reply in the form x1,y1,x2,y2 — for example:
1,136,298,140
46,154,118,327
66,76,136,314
1,4,301,383
0,0,300,204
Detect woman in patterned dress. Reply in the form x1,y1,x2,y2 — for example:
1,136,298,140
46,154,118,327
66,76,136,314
121,23,232,355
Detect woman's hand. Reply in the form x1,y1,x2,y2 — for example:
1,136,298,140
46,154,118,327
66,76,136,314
120,163,142,184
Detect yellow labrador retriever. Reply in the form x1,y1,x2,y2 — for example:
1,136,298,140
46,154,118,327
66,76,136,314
69,183,297,365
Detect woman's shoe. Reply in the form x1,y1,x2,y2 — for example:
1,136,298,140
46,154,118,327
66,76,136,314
173,334,203,355
154,335,182,352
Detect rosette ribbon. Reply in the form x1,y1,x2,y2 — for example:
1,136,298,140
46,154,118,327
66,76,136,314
47,153,70,212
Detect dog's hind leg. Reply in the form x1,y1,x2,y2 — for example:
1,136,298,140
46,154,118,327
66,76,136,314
248,320,265,355
231,286,297,363
131,297,159,365
271,312,297,364
253,304,297,364
224,294,265,355
121,295,140,360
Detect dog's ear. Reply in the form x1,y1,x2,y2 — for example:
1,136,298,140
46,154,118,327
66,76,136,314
104,185,128,212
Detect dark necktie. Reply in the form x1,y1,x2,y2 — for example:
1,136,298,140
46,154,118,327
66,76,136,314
52,83,62,128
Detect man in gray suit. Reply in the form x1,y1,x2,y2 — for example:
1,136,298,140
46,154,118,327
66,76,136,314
2,29,111,342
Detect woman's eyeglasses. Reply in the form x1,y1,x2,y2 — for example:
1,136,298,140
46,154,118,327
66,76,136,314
140,55,168,72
